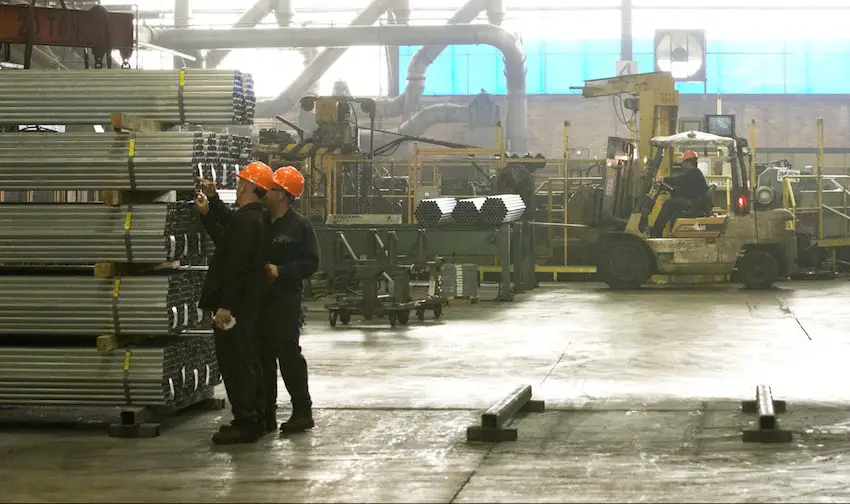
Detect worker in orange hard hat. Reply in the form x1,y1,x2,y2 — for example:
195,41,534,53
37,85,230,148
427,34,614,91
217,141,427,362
195,161,273,445
257,165,320,434
648,150,710,238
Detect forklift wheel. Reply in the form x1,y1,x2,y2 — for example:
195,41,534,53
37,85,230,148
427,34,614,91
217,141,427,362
329,311,338,327
599,240,651,289
738,249,779,290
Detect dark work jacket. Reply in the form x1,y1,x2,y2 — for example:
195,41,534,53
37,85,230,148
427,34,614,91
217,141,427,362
265,208,320,299
665,167,709,201
198,197,267,318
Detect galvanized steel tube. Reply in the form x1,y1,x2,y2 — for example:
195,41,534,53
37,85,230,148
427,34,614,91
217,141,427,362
414,197,457,227
0,272,208,337
452,197,486,226
481,194,526,225
0,69,256,125
0,203,205,264
0,131,248,191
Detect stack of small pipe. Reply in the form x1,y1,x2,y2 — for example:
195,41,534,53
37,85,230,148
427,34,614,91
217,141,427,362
414,194,526,227
0,68,258,410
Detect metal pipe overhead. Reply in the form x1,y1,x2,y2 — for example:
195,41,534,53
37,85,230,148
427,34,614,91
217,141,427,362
480,194,525,225
252,0,405,118
0,272,208,337
273,0,294,26
414,197,457,227
452,197,486,226
0,203,205,264
0,69,256,125
0,337,221,406
205,0,275,69
398,103,470,137
0,131,249,190
148,24,528,151
377,0,496,118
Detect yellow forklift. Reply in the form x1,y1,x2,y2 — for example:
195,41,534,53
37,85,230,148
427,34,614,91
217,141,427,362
576,72,798,289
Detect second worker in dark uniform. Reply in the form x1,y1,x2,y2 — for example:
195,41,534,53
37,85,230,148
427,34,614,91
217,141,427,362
259,166,320,434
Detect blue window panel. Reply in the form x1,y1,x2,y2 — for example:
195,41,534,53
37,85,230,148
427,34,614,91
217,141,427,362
584,53,620,80
633,54,655,75
708,39,784,55
633,38,654,54
675,81,705,94
423,50,457,95
584,39,621,54
806,39,850,54
784,52,808,93
467,53,504,95
543,53,585,94
703,53,722,94
714,54,785,94
807,54,850,93
525,51,545,94
542,40,586,54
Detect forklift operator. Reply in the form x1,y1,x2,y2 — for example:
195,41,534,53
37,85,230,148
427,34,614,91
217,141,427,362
648,150,709,238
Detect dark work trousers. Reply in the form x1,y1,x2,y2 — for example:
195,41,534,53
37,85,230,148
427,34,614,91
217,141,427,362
649,197,693,238
214,316,263,428
257,293,312,416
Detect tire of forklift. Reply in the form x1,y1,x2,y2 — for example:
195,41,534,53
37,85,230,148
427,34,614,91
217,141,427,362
339,311,351,325
598,240,651,290
738,249,779,290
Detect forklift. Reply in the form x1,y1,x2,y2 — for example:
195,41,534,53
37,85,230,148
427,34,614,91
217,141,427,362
596,130,798,289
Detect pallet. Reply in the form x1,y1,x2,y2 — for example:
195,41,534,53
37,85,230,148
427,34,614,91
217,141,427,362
0,391,225,438
93,260,180,278
448,296,479,306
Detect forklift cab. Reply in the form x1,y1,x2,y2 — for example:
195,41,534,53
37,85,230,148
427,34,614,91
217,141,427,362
599,131,798,290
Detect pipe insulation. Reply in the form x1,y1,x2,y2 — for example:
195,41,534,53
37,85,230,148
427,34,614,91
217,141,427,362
414,197,457,227
0,132,250,191
0,336,221,406
481,194,525,225
0,69,256,125
0,203,205,264
147,24,528,151
0,272,209,337
452,197,486,226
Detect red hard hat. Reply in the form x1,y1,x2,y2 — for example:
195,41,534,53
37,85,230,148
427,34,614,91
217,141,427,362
272,166,305,198
237,161,274,191
681,150,698,161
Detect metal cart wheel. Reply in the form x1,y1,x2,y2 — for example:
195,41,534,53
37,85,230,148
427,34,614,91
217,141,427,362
388,313,397,327
433,304,443,320
339,311,351,325
398,310,410,325
416,309,425,322
329,311,338,327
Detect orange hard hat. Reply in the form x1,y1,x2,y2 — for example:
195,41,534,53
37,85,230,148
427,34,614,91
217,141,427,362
272,166,305,198
237,161,274,191
681,150,698,161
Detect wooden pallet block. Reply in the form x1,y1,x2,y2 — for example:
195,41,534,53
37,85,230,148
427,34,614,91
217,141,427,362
448,296,480,306
93,260,180,279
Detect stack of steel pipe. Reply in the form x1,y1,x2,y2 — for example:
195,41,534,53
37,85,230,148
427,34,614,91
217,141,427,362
0,203,204,264
0,271,209,337
0,69,256,125
0,336,221,406
414,198,457,227
0,131,250,191
452,197,487,226
481,194,526,226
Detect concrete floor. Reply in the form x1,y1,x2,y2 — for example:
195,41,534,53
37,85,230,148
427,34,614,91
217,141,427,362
2,281,850,503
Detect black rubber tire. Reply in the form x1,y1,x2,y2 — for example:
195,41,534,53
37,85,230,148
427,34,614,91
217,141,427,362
738,249,779,290
398,311,410,325
433,305,443,320
363,313,373,321
416,309,425,322
339,311,351,325
328,311,337,327
599,240,652,290
388,314,397,327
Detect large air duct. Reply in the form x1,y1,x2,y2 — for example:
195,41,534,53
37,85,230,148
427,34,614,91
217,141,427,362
148,24,528,151
397,103,469,137
273,0,294,26
253,0,407,118
376,0,503,118
204,0,275,69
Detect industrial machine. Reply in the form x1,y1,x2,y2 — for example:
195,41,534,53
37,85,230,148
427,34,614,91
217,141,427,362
596,131,798,289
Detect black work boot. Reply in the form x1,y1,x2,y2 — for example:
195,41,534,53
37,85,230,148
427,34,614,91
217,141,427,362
212,423,262,445
279,410,315,434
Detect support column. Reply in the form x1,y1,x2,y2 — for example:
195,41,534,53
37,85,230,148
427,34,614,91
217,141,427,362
620,0,632,61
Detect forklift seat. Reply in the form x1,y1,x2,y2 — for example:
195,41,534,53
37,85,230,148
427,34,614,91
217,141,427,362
681,184,717,218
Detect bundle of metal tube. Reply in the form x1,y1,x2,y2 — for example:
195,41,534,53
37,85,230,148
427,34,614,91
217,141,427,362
452,197,487,226
481,194,526,226
0,69,256,125
0,203,205,264
0,132,250,191
0,336,221,406
0,271,209,337
414,197,457,227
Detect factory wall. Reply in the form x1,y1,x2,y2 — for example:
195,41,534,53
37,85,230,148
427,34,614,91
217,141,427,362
413,94,850,164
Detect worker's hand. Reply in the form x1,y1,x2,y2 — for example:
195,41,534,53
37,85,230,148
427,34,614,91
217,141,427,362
194,191,210,215
265,263,279,279
213,308,233,330
199,179,217,198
